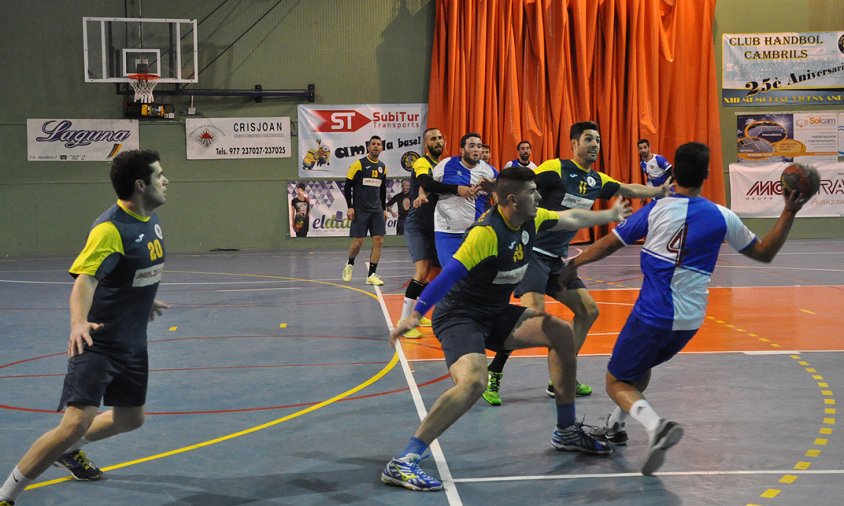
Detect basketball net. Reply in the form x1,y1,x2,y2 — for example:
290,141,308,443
127,73,159,104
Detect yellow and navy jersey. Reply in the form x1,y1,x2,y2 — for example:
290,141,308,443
69,201,165,358
533,158,621,258
435,206,559,318
345,156,387,211
406,154,437,224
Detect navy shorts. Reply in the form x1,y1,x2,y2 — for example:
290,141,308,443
349,209,386,238
514,252,586,298
404,215,439,266
57,350,149,410
607,315,698,382
432,304,528,368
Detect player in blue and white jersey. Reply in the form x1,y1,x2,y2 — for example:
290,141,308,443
562,142,810,476
431,132,497,267
503,140,538,170
1,150,170,505
637,138,673,188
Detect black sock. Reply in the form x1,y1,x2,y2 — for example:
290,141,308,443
347,257,355,266
368,263,378,276
488,350,512,373
405,279,426,299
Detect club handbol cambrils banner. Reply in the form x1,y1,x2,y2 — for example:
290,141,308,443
27,119,139,161
728,161,844,218
286,178,412,237
296,104,427,178
185,117,291,159
736,112,843,163
722,32,844,106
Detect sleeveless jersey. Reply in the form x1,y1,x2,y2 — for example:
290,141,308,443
68,201,165,358
532,158,621,258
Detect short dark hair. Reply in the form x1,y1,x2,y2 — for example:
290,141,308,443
296,183,307,191
367,135,383,146
637,138,650,146
517,140,531,149
460,132,482,148
110,150,160,200
494,165,536,201
570,121,600,140
423,127,440,139
481,143,491,150
673,142,710,188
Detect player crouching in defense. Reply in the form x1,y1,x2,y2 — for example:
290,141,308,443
381,165,632,491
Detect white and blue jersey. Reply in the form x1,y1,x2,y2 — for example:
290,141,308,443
432,157,497,234
640,154,673,187
612,195,757,331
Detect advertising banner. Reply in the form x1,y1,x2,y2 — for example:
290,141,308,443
728,161,844,217
27,119,139,161
736,112,841,163
185,117,291,159
722,32,844,106
287,178,413,237
297,104,427,178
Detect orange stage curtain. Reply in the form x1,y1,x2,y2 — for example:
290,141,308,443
427,0,724,244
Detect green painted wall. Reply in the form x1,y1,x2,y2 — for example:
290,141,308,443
1,0,841,257
714,0,844,238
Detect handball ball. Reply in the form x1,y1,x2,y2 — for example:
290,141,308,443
780,163,820,198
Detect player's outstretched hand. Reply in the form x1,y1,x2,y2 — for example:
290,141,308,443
413,194,428,208
68,321,103,357
390,314,421,348
611,198,633,221
457,185,477,199
149,299,170,321
558,262,578,293
784,189,810,213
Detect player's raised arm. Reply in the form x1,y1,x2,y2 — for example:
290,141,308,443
547,197,632,232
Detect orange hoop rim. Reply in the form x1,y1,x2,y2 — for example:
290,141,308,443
127,73,160,82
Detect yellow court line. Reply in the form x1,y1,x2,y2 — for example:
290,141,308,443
28,352,399,490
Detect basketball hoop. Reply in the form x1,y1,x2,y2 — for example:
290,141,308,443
127,73,159,104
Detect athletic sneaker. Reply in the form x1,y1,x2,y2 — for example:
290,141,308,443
381,454,443,491
551,423,613,455
482,371,503,406
401,327,423,339
640,419,683,476
342,264,353,282
54,449,103,481
0,499,15,505
366,274,384,286
590,412,628,445
545,381,592,397
418,316,432,327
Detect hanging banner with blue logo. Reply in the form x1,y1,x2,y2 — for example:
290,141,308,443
27,119,139,161
736,112,842,163
723,32,844,106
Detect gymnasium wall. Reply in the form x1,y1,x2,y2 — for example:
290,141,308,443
0,0,841,257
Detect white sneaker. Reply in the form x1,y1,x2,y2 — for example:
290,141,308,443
366,274,384,286
342,264,353,282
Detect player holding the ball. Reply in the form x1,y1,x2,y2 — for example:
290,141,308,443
559,142,812,476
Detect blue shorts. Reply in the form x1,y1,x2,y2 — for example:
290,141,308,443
434,231,464,268
514,252,586,298
349,209,386,238
432,304,528,368
607,315,697,382
58,350,149,410
404,215,439,266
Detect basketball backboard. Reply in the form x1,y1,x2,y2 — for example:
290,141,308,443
83,17,198,83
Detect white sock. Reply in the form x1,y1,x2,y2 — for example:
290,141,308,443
628,399,661,436
401,297,416,320
0,466,32,502
64,437,91,454
608,406,628,427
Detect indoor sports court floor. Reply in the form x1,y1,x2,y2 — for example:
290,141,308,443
1,239,842,505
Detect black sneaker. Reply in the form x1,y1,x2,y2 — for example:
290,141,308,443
551,422,613,455
640,419,683,476
54,449,103,481
0,499,16,505
590,412,628,446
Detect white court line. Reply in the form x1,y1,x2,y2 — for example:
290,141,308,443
371,280,463,504
454,468,844,483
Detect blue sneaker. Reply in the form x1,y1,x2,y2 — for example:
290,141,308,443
380,453,443,491
551,423,613,455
